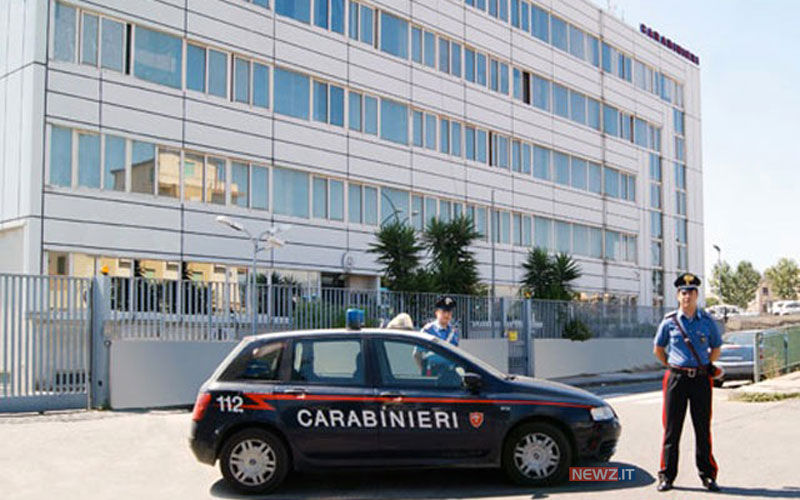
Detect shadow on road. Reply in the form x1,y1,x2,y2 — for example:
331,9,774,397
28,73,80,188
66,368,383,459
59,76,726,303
673,485,800,498
210,461,653,499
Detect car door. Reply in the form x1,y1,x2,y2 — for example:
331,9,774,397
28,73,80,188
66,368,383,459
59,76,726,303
276,335,380,464
372,336,499,461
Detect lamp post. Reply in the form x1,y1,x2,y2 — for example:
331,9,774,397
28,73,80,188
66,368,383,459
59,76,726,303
216,216,291,335
712,244,726,322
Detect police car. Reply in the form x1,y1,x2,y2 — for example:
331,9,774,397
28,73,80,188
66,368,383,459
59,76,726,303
189,318,621,494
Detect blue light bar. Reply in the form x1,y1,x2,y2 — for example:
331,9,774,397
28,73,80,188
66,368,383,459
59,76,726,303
346,309,364,330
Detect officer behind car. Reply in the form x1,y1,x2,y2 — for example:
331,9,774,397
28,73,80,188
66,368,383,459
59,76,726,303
653,272,722,493
415,296,459,376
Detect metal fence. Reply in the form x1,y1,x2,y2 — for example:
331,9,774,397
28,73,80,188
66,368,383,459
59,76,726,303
0,274,92,412
754,326,800,381
104,277,669,341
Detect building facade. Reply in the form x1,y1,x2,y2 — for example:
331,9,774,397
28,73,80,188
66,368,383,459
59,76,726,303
0,0,703,304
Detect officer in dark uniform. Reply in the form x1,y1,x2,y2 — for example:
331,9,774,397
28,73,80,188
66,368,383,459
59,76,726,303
653,273,723,492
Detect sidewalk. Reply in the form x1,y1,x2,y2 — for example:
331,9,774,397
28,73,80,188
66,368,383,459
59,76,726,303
552,369,665,388
731,370,800,400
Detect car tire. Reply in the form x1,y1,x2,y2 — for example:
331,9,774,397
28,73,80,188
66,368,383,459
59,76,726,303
502,422,572,486
219,428,289,495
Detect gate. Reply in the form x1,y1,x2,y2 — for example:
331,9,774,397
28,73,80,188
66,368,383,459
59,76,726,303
0,274,92,413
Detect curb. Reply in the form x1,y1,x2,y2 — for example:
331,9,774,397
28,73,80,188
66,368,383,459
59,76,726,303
554,371,665,388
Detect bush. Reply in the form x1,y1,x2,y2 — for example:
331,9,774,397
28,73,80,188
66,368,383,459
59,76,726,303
562,319,593,341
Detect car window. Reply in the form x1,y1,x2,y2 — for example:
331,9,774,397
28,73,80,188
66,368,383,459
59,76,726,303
291,338,365,386
218,340,286,382
376,339,466,390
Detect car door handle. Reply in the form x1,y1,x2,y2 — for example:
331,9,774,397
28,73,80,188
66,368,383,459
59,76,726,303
278,388,307,397
379,392,404,404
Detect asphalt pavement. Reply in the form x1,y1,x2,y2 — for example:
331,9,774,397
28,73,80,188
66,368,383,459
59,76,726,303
2,381,799,500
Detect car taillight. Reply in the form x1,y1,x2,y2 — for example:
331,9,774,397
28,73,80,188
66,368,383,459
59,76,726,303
192,392,212,422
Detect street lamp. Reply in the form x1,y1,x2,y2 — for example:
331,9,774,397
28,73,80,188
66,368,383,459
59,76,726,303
712,244,726,322
216,216,291,334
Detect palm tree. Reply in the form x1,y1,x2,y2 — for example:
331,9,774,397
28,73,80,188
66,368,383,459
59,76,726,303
521,248,581,300
368,221,425,292
423,216,482,295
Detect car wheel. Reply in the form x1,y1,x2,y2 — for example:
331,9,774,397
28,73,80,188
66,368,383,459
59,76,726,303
219,428,289,495
502,422,572,486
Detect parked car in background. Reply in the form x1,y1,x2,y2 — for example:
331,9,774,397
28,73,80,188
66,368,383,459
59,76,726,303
779,301,800,316
707,304,742,320
771,301,790,315
714,330,758,387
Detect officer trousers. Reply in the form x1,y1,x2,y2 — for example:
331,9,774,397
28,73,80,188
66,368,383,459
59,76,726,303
659,369,718,482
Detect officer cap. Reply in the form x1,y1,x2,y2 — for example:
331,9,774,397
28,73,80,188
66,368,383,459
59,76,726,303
674,272,701,291
435,295,456,311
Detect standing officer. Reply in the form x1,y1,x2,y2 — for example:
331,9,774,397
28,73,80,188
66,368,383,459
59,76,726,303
653,273,723,492
414,296,459,373
421,295,459,346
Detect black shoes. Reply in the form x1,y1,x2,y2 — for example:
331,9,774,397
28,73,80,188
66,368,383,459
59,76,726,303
657,478,673,492
702,477,721,492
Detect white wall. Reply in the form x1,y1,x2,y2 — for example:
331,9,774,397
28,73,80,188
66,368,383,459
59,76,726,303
532,338,656,379
110,340,238,409
460,338,509,373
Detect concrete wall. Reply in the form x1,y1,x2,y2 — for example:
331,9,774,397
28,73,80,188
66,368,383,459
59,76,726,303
532,338,655,379
460,338,509,373
110,340,238,409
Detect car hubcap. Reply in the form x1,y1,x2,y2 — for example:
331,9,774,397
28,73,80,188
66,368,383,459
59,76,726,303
514,432,560,478
229,438,277,486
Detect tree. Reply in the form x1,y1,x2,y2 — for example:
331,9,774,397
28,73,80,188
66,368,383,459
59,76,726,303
709,261,735,304
368,221,425,292
520,247,582,300
731,261,761,309
765,258,800,300
422,216,483,295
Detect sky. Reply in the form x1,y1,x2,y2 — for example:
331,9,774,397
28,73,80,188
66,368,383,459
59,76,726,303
591,0,800,280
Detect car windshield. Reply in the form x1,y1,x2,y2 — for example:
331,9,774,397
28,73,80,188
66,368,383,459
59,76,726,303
433,338,508,380
723,331,756,345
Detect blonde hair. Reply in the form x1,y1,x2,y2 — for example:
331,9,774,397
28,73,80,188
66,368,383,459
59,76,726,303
385,313,415,330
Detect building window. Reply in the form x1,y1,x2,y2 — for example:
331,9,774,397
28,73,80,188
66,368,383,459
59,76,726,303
451,122,462,157
133,26,183,89
555,222,571,253
273,167,309,218
476,53,487,86
364,96,378,135
157,148,180,198
234,58,251,104
439,38,450,74
423,30,436,67
603,105,619,136
231,162,250,208
380,12,408,59
380,187,408,225
364,186,378,225
80,14,98,66
313,177,328,218
274,68,310,120
186,44,206,92
348,183,363,223
276,0,311,24
104,135,126,191
183,154,204,203
569,91,586,124
439,118,450,154
587,98,600,130
553,84,568,118
604,167,619,198
568,25,584,60
53,2,77,62
411,26,422,63
349,91,362,131
206,157,226,205
380,99,409,145
553,152,569,185
252,165,269,210
570,158,587,190
131,141,156,195
208,49,228,98
532,75,550,111
534,217,551,250
77,133,101,188
573,224,588,256
588,162,602,194
50,126,73,187
551,16,567,51
533,146,550,181
451,43,461,77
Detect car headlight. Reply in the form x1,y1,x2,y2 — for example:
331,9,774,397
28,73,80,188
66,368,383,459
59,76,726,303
590,405,615,421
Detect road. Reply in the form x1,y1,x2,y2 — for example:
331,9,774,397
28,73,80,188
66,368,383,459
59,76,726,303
2,381,799,500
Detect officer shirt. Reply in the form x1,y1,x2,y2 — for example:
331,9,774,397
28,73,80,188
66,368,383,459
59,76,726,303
421,320,459,346
653,308,722,367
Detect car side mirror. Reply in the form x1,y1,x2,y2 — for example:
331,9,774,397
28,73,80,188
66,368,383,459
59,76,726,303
463,372,483,393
